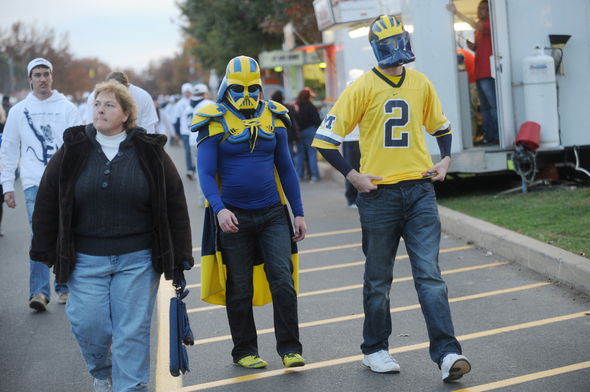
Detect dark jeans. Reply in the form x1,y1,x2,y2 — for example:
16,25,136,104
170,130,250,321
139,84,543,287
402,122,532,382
476,77,499,143
343,141,361,205
356,183,462,366
295,126,320,180
219,202,301,362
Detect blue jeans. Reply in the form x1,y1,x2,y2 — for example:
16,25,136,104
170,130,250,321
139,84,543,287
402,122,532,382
66,249,160,391
295,126,320,180
181,134,195,173
476,78,499,143
219,203,301,362
356,183,462,366
24,186,69,301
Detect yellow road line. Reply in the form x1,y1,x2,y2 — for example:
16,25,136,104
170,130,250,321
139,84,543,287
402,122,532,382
176,311,589,391
185,260,508,313
155,277,182,391
191,243,472,267
299,243,362,254
300,245,474,273
191,228,362,253
305,228,362,237
453,360,590,392
191,282,550,345
187,304,224,314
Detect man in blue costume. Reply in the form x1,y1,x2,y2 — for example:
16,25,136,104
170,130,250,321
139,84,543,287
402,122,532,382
191,55,306,369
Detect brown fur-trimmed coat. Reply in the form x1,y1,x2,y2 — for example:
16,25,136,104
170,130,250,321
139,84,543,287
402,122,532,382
30,125,194,283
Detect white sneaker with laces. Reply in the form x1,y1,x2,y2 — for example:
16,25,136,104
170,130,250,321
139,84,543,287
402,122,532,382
94,377,113,392
441,353,471,382
362,350,401,373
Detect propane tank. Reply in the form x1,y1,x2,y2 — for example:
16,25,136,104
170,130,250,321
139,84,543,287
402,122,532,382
522,45,559,147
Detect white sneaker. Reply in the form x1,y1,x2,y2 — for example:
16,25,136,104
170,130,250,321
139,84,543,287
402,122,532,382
441,353,471,382
58,292,69,304
362,350,401,373
94,377,113,392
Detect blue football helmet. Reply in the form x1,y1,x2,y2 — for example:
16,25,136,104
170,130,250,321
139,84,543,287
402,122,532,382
218,56,262,112
369,15,415,67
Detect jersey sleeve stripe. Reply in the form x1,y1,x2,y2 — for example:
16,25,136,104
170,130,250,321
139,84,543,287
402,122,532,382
314,128,344,146
433,121,452,137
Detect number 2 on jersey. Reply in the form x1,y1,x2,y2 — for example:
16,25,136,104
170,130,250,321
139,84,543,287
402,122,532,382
383,99,409,148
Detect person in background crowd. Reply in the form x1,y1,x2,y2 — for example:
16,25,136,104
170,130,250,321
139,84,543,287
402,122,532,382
0,101,5,236
294,87,322,183
186,83,214,206
153,97,173,137
2,95,11,115
0,58,80,311
30,80,193,392
78,91,90,125
85,71,159,134
174,83,196,179
342,125,360,208
165,94,180,146
271,90,300,164
192,55,306,370
447,0,498,145
312,15,471,382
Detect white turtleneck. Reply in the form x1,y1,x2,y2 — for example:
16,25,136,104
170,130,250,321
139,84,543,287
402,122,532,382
95,131,128,160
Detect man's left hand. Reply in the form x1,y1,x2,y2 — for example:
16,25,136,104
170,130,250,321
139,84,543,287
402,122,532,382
292,216,306,242
427,156,451,182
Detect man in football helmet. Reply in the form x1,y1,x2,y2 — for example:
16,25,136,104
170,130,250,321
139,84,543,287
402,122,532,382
369,15,415,67
312,15,471,382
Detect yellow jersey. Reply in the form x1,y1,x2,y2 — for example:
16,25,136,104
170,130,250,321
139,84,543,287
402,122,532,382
312,67,451,184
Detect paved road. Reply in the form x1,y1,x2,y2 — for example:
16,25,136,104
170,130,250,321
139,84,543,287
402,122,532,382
1,144,589,392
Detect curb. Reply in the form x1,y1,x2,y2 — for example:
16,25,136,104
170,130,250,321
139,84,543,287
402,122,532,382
318,161,590,295
438,206,590,295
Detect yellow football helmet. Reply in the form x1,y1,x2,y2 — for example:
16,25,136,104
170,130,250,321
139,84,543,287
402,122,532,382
218,56,262,112
369,15,415,67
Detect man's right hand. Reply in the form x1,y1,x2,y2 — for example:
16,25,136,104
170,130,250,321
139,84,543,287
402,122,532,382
4,191,16,208
346,170,382,193
217,209,239,233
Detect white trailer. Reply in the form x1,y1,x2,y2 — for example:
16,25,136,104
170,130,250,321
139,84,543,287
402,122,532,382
314,0,590,178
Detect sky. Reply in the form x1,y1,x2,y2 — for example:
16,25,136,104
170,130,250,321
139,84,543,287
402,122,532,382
0,0,186,73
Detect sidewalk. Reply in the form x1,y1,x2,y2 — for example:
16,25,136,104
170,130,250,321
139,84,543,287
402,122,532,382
318,161,590,295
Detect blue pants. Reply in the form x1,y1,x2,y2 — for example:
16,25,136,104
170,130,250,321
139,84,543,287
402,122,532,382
476,77,499,143
24,186,69,301
181,134,196,173
295,126,320,180
219,203,301,362
66,249,160,391
356,183,462,366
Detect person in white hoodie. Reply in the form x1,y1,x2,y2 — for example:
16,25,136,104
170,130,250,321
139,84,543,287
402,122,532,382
0,58,81,311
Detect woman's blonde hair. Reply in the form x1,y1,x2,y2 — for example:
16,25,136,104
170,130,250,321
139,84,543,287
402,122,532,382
94,79,138,130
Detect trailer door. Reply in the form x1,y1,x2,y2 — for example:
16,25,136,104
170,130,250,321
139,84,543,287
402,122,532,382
401,0,463,156
490,0,515,146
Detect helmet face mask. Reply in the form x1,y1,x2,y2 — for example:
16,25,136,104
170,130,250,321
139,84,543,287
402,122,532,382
219,56,262,112
370,15,415,67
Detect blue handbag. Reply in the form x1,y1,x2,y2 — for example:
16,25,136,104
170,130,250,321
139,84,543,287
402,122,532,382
170,261,194,377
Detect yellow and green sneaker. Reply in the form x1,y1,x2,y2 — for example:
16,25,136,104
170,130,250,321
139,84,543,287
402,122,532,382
234,355,268,369
283,353,305,368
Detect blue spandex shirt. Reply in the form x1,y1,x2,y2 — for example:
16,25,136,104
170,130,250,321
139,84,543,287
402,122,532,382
197,126,304,217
